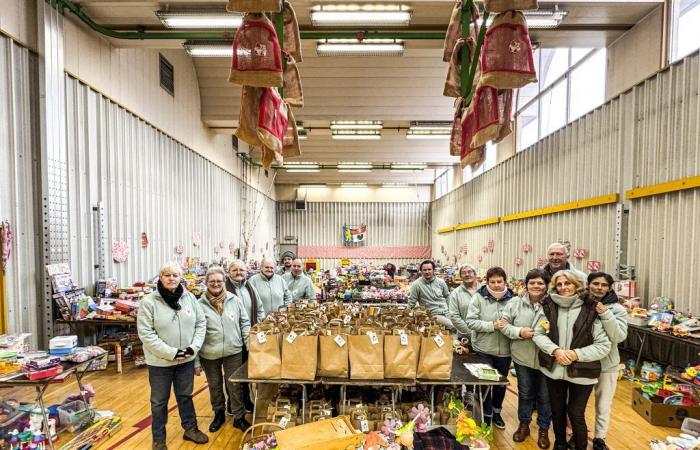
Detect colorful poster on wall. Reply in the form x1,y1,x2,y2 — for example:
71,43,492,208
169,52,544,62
343,224,367,245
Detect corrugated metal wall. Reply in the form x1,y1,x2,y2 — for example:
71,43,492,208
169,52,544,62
0,36,41,338
433,51,700,313
627,52,700,313
64,75,276,287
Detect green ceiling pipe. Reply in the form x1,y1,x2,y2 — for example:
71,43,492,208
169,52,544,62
52,0,446,41
464,9,489,105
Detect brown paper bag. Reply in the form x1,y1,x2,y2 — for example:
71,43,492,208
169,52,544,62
417,330,453,380
348,329,384,379
281,328,318,380
248,323,282,379
317,321,349,377
384,331,420,379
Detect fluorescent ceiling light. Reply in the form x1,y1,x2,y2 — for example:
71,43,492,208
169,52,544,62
406,131,451,140
286,168,320,173
337,162,372,172
391,163,427,171
283,162,319,171
409,121,452,132
341,183,368,188
332,130,382,140
156,10,243,29
382,183,409,188
478,9,568,29
310,5,412,27
183,41,231,57
299,183,327,188
317,39,404,57
330,120,383,130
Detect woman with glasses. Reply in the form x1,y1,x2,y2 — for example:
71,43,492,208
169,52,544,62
137,262,208,450
195,267,251,433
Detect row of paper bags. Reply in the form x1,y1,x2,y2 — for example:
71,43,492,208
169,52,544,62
248,324,453,381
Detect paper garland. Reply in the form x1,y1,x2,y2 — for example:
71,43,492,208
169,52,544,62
175,245,184,255
573,248,588,259
587,260,602,271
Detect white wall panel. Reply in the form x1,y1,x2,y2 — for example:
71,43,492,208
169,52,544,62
0,36,41,338
64,75,275,287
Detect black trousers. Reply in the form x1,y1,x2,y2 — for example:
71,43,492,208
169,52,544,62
545,377,594,450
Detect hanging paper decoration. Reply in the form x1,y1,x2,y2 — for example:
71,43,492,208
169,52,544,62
229,243,236,255
477,255,483,263
514,257,523,266
587,260,602,272
536,256,547,268
487,240,495,252
219,241,225,249
482,246,488,253
175,245,184,255
112,241,129,263
141,232,149,248
522,243,531,253
573,248,588,259
1,221,12,272
460,244,469,255
214,246,221,255
192,232,201,247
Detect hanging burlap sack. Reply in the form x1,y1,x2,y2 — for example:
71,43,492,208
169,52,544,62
348,327,384,379
283,52,304,108
283,1,303,63
281,327,318,380
229,14,283,88
257,87,288,154
384,330,420,379
483,0,538,13
471,85,513,148
450,97,466,156
236,86,264,147
443,0,479,63
282,107,301,159
317,320,350,377
416,329,453,380
480,11,537,89
460,101,485,168
248,322,282,379
444,38,480,98
226,0,282,13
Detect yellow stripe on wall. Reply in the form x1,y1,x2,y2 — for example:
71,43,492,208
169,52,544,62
501,194,619,223
626,175,700,199
437,226,455,234
455,217,500,230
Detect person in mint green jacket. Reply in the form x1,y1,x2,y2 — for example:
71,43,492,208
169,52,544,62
448,264,480,339
500,269,552,449
282,259,316,301
586,272,628,450
137,262,208,450
533,270,611,450
465,266,514,430
195,267,251,434
248,257,293,314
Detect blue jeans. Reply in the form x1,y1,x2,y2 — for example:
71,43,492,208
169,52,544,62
148,361,197,443
514,362,551,429
476,352,511,421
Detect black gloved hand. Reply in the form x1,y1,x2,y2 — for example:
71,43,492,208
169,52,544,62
174,349,188,360
183,347,194,356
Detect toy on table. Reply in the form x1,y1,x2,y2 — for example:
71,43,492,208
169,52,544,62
648,312,675,332
640,361,664,382
650,296,674,312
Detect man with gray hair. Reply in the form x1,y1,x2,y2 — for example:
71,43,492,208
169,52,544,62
283,258,316,301
542,242,587,285
248,257,293,313
449,263,481,339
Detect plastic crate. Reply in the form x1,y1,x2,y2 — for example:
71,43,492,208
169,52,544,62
682,417,700,437
58,401,90,426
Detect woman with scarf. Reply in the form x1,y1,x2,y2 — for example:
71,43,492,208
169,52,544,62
465,266,514,430
196,267,251,433
500,268,552,449
533,270,611,450
137,262,208,450
587,272,628,450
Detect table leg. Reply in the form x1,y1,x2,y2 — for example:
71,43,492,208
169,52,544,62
430,385,435,426
635,332,647,375
75,359,97,423
252,384,259,427
35,385,55,450
301,384,307,424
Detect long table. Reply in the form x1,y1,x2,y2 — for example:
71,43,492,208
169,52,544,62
622,324,700,369
229,353,509,426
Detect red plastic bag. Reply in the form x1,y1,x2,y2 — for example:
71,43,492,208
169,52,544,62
480,11,537,89
229,14,283,87
257,88,288,154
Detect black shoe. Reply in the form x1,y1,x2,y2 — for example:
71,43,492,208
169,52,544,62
593,438,608,450
233,416,251,432
183,427,209,444
209,411,226,433
492,413,506,429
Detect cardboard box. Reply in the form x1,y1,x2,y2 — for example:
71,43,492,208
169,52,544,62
632,388,700,427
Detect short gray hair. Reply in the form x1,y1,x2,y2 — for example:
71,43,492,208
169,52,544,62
205,266,226,283
159,262,183,277
547,242,569,256
261,257,276,267
227,259,246,272
459,263,477,276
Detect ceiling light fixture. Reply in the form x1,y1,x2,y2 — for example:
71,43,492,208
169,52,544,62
310,5,412,27
330,120,383,130
156,10,243,29
409,121,452,132
337,162,373,172
382,183,410,188
478,8,568,29
183,41,231,57
332,130,382,140
299,183,327,188
406,131,451,140
283,162,320,173
341,183,369,188
317,39,404,57
390,163,427,171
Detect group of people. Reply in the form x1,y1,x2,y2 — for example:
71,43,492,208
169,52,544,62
136,255,316,450
410,243,627,450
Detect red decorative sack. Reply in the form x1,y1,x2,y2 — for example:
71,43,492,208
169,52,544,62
444,38,478,98
257,87,288,154
471,85,513,148
480,11,537,89
460,102,485,168
282,106,301,158
483,0,538,13
283,1,302,62
283,52,303,108
229,14,283,88
226,0,281,13
450,97,466,156
443,0,479,63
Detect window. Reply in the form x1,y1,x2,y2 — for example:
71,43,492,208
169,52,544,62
515,48,607,152
671,0,700,61
435,169,451,199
